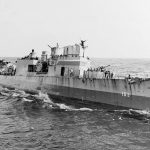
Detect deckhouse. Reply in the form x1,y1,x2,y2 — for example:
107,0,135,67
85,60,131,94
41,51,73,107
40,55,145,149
15,49,38,76
15,41,91,78
48,42,90,78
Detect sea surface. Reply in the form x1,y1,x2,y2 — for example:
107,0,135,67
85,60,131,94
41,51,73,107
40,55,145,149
1,58,150,150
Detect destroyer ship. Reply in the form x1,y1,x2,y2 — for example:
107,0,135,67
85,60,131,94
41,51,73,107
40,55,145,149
0,41,150,111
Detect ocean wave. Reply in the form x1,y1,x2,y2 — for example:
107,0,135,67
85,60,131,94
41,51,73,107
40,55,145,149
1,89,94,112
2,87,150,116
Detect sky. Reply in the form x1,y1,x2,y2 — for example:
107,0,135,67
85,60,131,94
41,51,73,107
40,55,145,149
0,0,150,58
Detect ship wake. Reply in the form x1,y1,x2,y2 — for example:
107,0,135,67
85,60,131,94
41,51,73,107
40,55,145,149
1,87,150,122
35,91,93,111
0,87,93,112
110,109,150,122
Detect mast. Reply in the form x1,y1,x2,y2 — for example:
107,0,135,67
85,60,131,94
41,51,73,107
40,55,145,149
80,40,87,57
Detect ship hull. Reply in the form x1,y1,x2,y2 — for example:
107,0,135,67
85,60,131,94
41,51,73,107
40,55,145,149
0,75,150,110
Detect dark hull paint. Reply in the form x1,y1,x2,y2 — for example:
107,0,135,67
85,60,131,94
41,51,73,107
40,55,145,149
42,84,150,110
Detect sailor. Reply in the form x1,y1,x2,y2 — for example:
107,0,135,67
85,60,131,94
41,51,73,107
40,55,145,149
110,72,114,79
28,49,36,59
107,72,109,78
128,74,132,82
100,66,105,72
28,53,32,59
128,74,131,79
70,68,74,77
104,71,107,78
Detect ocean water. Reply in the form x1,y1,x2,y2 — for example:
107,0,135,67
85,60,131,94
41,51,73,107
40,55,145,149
1,58,150,150
91,58,150,78
1,87,150,150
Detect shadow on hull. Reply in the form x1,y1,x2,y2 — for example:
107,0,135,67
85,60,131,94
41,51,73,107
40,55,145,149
49,94,150,122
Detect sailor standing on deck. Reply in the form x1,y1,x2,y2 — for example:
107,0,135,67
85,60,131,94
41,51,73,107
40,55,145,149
29,49,36,59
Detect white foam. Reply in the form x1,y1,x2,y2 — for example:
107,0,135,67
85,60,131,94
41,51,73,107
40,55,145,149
56,103,73,110
15,89,26,95
78,108,93,111
12,89,30,98
0,92,10,96
3,87,9,92
129,109,150,115
42,103,54,109
12,93,20,97
38,91,53,103
32,91,94,112
22,97,33,102
55,103,93,111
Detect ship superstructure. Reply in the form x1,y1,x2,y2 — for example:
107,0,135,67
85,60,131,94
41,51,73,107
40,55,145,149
15,41,113,80
15,42,92,78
